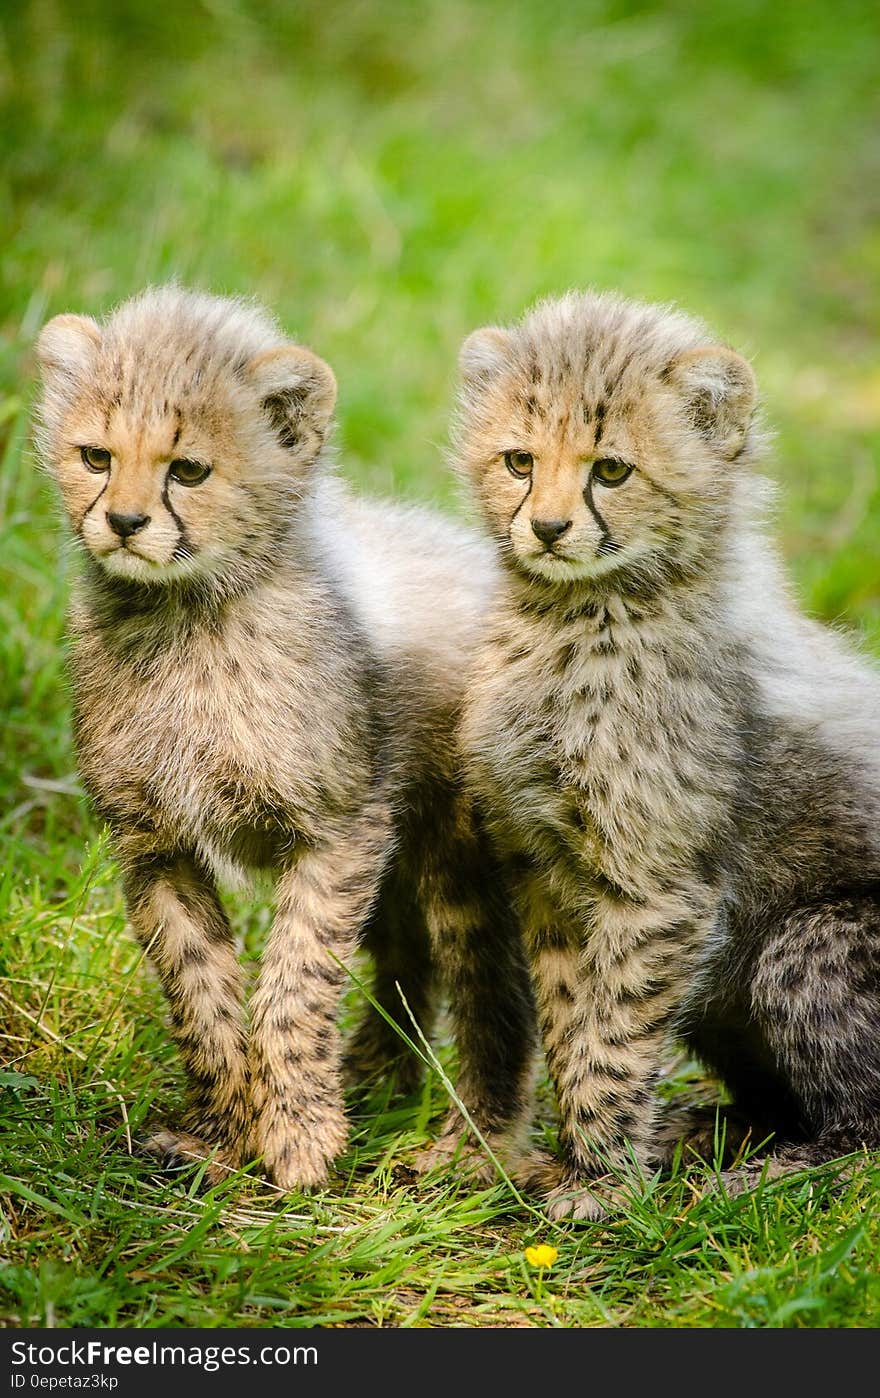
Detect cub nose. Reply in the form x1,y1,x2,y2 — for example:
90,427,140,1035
531,517,572,547
107,511,150,539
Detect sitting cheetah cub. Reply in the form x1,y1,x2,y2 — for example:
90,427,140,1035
36,286,536,1191
455,289,880,1219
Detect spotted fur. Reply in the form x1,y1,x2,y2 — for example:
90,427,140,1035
36,286,536,1191
454,289,880,1218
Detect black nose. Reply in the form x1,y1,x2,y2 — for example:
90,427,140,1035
107,511,150,539
531,518,572,547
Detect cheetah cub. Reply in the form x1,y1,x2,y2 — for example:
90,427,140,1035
36,286,536,1191
455,289,880,1219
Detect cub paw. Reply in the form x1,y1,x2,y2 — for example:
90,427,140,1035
544,1173,628,1222
141,1128,240,1186
252,1107,347,1192
509,1148,559,1193
654,1100,759,1171
412,1126,555,1193
709,1150,833,1200
411,1129,496,1186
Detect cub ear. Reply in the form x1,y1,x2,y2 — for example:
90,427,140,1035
246,345,337,451
665,346,756,460
458,326,512,386
37,314,102,383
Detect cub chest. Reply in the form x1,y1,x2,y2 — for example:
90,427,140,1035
469,625,720,876
72,628,333,864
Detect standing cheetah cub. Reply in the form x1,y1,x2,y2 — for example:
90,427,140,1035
36,286,536,1191
455,289,880,1219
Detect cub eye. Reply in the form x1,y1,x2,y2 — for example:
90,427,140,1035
80,446,111,472
592,458,633,487
168,458,211,486
504,450,533,479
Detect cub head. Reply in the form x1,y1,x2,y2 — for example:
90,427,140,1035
36,286,336,589
454,291,758,587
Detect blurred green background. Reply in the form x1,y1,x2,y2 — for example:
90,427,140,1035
3,2,879,508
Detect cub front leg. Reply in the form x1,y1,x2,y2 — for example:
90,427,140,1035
249,802,393,1191
342,872,437,1097
417,828,540,1187
526,875,716,1220
123,851,250,1169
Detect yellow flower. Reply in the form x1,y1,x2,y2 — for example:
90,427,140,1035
524,1244,558,1269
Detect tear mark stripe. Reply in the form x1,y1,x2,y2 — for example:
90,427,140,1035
509,471,534,531
162,476,193,559
583,475,617,555
78,475,111,534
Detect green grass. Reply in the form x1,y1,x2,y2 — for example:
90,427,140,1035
2,0,879,1329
